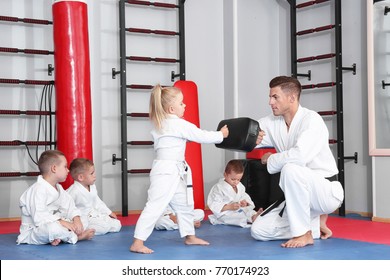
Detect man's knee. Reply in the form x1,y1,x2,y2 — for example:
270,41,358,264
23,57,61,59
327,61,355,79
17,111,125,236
280,163,307,190
280,163,302,179
250,220,272,241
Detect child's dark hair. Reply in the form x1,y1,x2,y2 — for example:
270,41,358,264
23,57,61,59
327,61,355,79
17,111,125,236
38,150,65,174
69,158,94,180
224,159,244,174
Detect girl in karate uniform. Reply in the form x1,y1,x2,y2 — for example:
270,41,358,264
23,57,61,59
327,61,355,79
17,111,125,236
130,84,229,254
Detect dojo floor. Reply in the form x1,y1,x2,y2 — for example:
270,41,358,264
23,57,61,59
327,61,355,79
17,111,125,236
1,213,390,260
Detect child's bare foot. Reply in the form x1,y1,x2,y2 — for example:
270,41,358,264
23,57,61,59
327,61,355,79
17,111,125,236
50,238,61,246
184,235,209,246
78,228,95,241
130,239,154,254
194,220,201,228
281,231,314,248
251,208,264,222
320,214,333,239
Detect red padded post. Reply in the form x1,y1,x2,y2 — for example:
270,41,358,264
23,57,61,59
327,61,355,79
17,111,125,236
53,1,93,188
174,81,205,209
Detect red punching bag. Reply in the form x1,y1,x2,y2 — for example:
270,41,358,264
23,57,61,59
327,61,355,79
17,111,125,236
174,81,205,209
53,0,93,188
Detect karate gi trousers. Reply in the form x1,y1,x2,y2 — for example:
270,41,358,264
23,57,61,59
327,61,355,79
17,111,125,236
134,160,195,240
17,219,78,245
251,163,344,241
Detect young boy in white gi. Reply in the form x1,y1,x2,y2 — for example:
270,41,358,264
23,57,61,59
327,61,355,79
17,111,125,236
251,76,344,248
130,84,229,254
207,160,262,228
17,150,95,246
67,158,121,235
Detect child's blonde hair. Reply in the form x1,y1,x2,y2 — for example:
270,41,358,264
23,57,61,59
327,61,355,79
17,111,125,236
149,84,182,130
38,150,65,175
69,158,94,180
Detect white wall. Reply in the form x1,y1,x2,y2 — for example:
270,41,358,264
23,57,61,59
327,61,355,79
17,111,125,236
341,0,372,214
184,0,227,200
227,0,371,215
369,1,390,220
0,0,373,218
0,0,54,218
236,0,286,120
285,0,371,214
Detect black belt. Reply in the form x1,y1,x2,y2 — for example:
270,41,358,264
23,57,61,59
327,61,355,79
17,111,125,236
259,176,336,218
259,175,337,218
260,195,286,217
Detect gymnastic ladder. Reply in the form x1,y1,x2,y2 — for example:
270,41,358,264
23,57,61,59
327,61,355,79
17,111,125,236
113,0,186,216
0,11,55,179
288,0,358,216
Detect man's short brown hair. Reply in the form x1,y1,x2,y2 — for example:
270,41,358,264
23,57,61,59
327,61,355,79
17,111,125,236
269,75,302,100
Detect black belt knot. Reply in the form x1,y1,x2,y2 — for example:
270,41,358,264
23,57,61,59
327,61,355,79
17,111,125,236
260,194,286,217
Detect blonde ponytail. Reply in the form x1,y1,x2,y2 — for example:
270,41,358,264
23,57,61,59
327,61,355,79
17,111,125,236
149,84,182,130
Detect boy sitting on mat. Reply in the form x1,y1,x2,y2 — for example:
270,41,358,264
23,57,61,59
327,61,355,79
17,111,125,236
67,158,121,235
155,205,205,231
207,159,263,228
17,150,95,246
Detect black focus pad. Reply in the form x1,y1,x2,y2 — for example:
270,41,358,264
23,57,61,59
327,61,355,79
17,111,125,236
215,117,260,152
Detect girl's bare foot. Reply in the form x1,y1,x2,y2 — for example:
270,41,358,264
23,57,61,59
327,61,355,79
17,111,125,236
50,238,61,246
194,220,201,228
281,231,314,248
130,238,154,254
184,235,210,246
320,214,333,239
78,228,95,241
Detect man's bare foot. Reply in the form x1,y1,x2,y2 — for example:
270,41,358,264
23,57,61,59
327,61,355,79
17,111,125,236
50,238,61,246
320,214,333,239
281,231,314,248
130,239,154,254
251,208,264,222
184,235,210,246
77,228,95,241
320,226,332,239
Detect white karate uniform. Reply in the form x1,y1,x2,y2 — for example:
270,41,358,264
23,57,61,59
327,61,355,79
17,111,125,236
155,206,205,231
17,175,81,245
251,106,344,241
207,178,257,228
133,114,223,241
67,181,121,235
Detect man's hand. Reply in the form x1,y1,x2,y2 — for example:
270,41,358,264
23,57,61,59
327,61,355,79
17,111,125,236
256,130,266,145
261,152,272,165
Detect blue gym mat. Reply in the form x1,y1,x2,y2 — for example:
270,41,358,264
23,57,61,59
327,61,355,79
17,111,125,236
1,223,390,260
